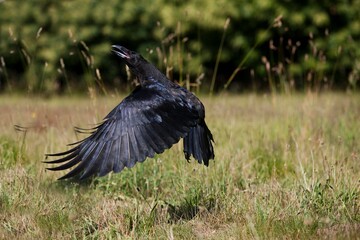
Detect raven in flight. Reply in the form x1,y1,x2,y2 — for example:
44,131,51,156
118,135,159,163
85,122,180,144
45,45,214,180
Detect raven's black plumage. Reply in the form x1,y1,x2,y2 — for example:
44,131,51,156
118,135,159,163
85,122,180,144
45,45,214,180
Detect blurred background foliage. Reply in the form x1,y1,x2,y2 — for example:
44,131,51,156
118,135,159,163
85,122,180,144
0,0,359,94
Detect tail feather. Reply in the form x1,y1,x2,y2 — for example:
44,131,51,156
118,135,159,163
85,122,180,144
183,120,214,166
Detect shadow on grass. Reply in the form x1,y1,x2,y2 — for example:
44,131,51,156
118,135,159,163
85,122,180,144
45,175,97,193
165,192,216,223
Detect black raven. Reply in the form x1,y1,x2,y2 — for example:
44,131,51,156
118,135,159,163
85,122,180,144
45,45,214,180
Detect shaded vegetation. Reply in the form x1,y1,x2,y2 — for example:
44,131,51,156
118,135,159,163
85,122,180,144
0,0,359,93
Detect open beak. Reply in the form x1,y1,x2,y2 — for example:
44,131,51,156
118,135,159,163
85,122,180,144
111,45,130,59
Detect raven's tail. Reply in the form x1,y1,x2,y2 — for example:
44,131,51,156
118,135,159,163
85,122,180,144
183,120,214,166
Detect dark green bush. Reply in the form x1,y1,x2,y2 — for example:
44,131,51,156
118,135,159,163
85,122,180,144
0,0,359,93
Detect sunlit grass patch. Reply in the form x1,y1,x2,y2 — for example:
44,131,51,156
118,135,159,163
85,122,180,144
0,137,27,170
0,93,359,239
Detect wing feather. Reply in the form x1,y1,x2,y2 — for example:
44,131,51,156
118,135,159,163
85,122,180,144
99,141,114,177
112,136,125,173
79,141,107,179
45,84,199,179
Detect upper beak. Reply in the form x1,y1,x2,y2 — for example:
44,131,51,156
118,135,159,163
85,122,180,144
111,45,130,59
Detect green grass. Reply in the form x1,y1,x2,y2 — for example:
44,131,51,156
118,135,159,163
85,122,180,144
0,93,359,239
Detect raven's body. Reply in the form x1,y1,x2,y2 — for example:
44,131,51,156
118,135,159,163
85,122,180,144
45,45,214,180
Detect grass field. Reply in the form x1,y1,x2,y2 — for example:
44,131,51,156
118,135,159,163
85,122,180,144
0,93,359,239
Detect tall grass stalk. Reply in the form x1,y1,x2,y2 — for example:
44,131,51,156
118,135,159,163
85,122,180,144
0,57,11,91
59,58,72,93
176,22,184,86
223,15,283,92
210,18,230,96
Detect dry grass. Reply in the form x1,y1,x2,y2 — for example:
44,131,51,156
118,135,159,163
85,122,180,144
0,93,359,239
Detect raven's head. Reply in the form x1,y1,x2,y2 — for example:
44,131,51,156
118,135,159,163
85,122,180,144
111,45,147,70
112,45,168,84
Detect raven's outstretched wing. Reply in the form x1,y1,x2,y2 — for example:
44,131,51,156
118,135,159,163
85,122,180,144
45,84,199,180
